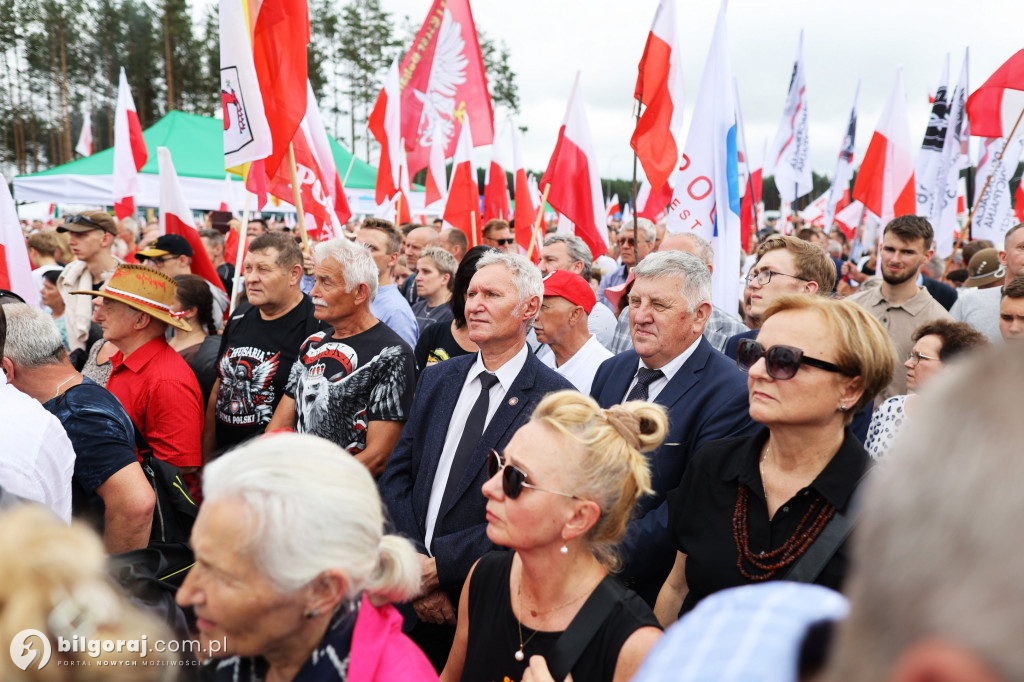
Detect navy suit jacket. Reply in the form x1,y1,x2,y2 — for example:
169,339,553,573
590,337,757,604
379,350,573,596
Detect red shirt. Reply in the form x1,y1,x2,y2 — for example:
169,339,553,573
107,336,203,468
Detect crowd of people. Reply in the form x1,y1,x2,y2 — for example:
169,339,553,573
2,207,1023,681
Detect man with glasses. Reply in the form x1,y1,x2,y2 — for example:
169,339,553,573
136,233,228,330
724,235,837,360
481,219,516,253
56,211,121,369
590,251,755,607
379,251,572,669
847,215,952,401
597,218,656,311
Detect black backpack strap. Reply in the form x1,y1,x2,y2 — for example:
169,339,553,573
544,575,627,681
782,468,872,583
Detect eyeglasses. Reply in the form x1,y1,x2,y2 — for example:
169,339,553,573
492,238,515,246
737,338,846,380
906,351,939,366
142,255,176,265
617,237,647,247
64,214,106,231
487,449,582,500
745,269,810,286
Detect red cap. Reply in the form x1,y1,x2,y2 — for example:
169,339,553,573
542,269,597,314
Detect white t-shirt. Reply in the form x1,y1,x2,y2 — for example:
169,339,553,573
540,335,613,394
0,373,75,521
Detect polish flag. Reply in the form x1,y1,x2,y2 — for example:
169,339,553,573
825,82,859,229
264,122,337,239
637,177,672,223
157,147,226,292
397,144,412,226
304,81,351,233
0,172,40,306
368,58,402,208
482,134,511,222
631,0,684,192
853,68,916,226
769,31,813,203
219,0,272,169
606,194,620,226
958,177,969,218
1015,180,1024,223
966,49,1024,139
511,124,538,261
443,117,481,245
250,0,308,180
75,109,93,157
218,174,235,212
833,199,865,243
112,67,148,219
540,72,608,259
424,121,448,208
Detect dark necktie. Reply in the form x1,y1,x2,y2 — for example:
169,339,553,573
625,366,664,402
438,371,500,514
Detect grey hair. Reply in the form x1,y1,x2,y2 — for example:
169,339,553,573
202,433,421,602
674,232,715,266
828,345,1024,682
313,237,379,303
620,218,656,244
543,234,594,280
1,303,65,368
632,251,711,312
475,250,544,319
419,246,458,279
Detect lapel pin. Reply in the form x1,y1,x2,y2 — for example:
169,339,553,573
508,397,519,406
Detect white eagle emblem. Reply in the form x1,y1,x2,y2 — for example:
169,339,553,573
414,8,468,151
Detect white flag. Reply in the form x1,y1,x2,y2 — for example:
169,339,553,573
219,0,272,168
825,82,859,229
971,136,1024,244
768,31,812,203
75,109,93,157
931,51,970,257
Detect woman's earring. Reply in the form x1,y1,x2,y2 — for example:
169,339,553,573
560,542,568,555
304,609,320,620
839,404,849,413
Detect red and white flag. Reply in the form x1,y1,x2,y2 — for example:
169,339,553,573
482,132,510,222
853,68,916,226
397,144,412,226
0,172,40,306
219,0,272,169
158,148,226,293
1015,179,1024,223
511,124,538,261
250,0,308,180
769,31,812,203
539,72,608,259
399,0,493,174
637,177,672,223
112,67,148,219
825,82,859,229
833,199,865,243
264,123,336,239
966,49,1024,139
665,0,742,314
75,109,93,157
305,81,351,233
631,0,684,192
606,194,620,226
443,117,481,245
369,58,403,208
799,189,831,227
424,120,448,208
971,135,1024,243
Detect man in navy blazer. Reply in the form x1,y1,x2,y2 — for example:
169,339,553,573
380,250,572,668
591,251,756,606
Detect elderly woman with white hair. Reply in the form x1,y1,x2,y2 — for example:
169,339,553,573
176,433,438,682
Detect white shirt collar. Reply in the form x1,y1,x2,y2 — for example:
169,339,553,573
468,342,530,390
639,336,702,382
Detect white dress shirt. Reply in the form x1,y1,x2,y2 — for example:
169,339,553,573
0,372,75,521
540,335,612,394
622,340,701,402
423,343,530,550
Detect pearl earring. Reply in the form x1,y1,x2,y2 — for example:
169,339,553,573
560,542,568,555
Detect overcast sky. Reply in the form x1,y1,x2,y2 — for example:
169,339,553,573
380,0,1022,187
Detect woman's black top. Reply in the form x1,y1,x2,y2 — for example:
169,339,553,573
460,551,659,682
414,319,472,370
668,427,868,616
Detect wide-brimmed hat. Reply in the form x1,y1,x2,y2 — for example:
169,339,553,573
70,264,192,331
963,248,1005,288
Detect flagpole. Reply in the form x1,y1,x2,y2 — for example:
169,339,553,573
470,208,477,248
341,154,357,186
954,107,1024,253
286,142,310,253
528,183,552,259
631,95,642,250
396,192,403,225
230,192,251,314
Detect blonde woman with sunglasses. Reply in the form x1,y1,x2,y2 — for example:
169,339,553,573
441,391,666,682
655,296,895,624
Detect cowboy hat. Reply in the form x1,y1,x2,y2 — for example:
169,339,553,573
70,263,192,331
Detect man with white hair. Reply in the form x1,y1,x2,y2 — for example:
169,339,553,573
597,218,656,311
591,251,755,606
1,303,154,552
268,238,415,478
380,251,573,668
827,344,1024,682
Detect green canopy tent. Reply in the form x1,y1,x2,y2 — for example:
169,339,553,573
11,111,411,215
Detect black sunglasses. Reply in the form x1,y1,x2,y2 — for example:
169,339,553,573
65,214,106,231
493,238,515,246
487,449,582,500
617,237,646,247
736,338,846,380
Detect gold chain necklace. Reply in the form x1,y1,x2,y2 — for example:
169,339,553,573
54,374,78,399
514,572,598,662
